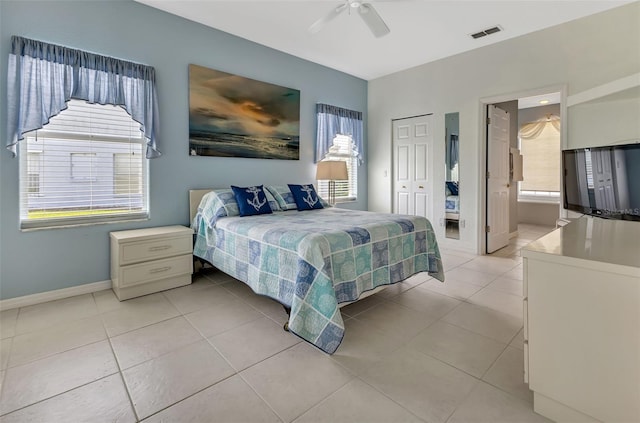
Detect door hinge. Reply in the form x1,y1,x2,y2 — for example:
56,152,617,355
486,171,491,179
486,117,491,125
485,225,491,233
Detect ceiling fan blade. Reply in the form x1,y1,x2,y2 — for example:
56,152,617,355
358,3,390,38
309,3,348,34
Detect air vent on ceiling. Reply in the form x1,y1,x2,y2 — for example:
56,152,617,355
470,25,502,39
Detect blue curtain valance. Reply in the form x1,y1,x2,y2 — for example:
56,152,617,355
6,36,161,158
315,103,363,164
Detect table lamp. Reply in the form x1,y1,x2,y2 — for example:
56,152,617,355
316,161,348,205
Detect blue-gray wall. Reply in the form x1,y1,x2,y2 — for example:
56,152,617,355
0,0,368,300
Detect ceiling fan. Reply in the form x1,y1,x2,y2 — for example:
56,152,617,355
309,0,391,38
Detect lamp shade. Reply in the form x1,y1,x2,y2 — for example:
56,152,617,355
316,161,348,180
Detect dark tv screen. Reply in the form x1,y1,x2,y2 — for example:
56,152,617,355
562,142,640,221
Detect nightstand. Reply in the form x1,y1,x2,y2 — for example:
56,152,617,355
110,225,193,300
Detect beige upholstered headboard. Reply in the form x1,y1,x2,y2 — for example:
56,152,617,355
189,189,213,223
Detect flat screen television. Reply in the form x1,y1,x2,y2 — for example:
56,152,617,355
562,142,640,221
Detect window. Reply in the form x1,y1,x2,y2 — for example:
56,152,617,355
70,153,97,181
27,152,42,195
19,100,148,229
316,134,358,202
518,121,561,202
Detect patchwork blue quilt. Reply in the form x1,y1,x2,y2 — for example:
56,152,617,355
193,194,444,354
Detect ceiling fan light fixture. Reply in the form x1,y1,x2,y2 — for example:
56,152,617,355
309,0,390,38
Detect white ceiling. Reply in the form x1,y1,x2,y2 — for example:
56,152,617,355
134,0,633,80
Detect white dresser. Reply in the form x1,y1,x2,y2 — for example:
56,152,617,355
522,216,640,423
110,225,193,300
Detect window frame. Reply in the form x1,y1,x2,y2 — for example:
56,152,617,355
70,152,98,182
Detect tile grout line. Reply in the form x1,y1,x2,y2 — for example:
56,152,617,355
8,295,100,339
4,318,108,370
406,315,510,382
233,341,314,423
0,230,552,421
105,340,140,422
100,293,280,420
399,343,533,423
0,370,119,418
137,372,241,422
94,290,141,422
109,288,253,421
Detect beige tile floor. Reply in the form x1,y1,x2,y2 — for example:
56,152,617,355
0,225,555,422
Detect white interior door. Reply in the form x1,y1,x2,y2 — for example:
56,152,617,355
486,105,510,253
393,115,433,220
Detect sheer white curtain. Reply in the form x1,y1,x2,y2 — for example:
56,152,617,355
519,114,561,140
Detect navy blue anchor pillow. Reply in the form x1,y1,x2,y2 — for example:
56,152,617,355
288,184,324,211
230,185,273,217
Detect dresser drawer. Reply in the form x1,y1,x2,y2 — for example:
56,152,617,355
120,235,191,265
119,254,192,287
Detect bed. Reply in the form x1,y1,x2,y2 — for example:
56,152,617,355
190,186,444,354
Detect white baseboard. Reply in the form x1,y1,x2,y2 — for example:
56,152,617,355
0,280,112,311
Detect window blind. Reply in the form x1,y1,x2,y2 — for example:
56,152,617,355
19,100,148,229
519,123,560,196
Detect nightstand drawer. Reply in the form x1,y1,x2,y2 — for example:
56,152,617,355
120,236,191,265
111,225,194,300
119,254,192,287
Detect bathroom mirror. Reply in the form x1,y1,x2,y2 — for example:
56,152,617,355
445,112,460,239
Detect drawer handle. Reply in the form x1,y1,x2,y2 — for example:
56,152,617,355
149,245,171,252
149,266,172,274
418,185,424,189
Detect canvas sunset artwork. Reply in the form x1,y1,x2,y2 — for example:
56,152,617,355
188,64,300,160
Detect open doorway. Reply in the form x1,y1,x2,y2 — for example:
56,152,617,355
483,90,563,256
